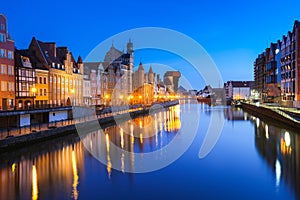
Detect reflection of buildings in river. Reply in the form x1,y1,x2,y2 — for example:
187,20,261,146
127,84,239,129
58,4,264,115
82,105,181,177
223,107,249,121
254,118,300,197
0,141,84,200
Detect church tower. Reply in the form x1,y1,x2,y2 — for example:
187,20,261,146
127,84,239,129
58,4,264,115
127,38,134,94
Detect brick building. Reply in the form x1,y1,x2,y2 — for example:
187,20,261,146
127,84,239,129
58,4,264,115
0,14,15,110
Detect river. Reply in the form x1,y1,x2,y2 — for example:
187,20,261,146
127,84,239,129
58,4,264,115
0,103,299,199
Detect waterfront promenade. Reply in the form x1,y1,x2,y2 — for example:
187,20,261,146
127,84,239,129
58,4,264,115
242,102,300,130
0,100,179,152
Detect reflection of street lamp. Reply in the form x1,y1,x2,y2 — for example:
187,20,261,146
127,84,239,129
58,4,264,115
71,89,75,106
31,87,36,109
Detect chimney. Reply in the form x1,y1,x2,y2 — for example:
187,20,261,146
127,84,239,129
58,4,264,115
47,43,56,57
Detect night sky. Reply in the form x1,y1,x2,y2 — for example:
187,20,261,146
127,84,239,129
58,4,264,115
2,0,300,89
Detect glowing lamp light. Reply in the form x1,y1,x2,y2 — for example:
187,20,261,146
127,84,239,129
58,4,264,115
284,131,291,147
31,87,37,93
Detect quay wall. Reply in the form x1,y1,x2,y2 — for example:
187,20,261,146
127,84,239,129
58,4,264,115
241,102,300,130
0,100,179,153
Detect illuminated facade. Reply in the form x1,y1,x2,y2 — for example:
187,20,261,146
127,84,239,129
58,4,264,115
132,62,156,105
224,81,254,100
84,40,134,106
0,14,15,110
27,37,83,106
14,50,36,109
254,20,300,107
34,68,49,108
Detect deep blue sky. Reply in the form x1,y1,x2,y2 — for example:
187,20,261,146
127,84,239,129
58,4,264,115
2,0,300,88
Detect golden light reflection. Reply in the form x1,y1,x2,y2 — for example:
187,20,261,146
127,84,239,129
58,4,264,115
72,151,79,200
140,133,143,144
105,133,112,178
32,165,38,200
120,128,124,149
265,124,269,140
11,163,16,173
280,137,292,155
106,134,110,152
130,125,134,144
121,153,125,173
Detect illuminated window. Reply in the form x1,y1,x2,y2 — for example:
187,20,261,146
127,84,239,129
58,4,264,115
1,81,7,91
8,82,13,91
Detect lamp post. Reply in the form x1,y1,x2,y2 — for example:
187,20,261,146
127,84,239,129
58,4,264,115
71,89,75,106
31,87,36,109
105,94,109,107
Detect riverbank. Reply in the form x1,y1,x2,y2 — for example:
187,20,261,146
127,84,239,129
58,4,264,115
242,102,300,130
0,100,179,153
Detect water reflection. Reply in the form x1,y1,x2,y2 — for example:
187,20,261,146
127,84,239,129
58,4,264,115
82,105,182,177
249,112,300,197
0,136,84,200
0,105,299,199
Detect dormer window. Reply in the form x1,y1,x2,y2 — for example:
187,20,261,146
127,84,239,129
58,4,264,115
52,63,55,68
57,64,60,69
62,65,64,69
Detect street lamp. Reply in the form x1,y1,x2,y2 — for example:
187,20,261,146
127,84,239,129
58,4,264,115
71,89,75,106
105,94,109,106
31,87,36,109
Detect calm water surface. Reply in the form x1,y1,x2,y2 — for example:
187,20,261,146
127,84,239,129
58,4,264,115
0,104,299,199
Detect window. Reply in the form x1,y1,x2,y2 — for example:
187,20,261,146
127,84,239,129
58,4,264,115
1,81,7,91
44,89,47,96
58,77,60,84
1,65,7,74
0,49,5,58
52,63,55,68
8,51,13,59
44,77,47,84
54,77,56,83
62,88,64,94
8,82,13,91
50,77,52,83
0,24,4,31
66,78,68,84
8,65,13,75
40,89,43,96
62,77,64,84
0,33,5,42
39,77,42,84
